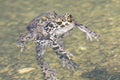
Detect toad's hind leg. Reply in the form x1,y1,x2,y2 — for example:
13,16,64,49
51,40,78,71
36,40,58,80
57,38,65,49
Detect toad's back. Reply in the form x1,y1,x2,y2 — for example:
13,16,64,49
26,12,57,32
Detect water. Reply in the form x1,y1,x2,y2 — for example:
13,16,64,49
0,0,120,80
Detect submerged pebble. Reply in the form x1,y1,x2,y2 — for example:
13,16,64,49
80,46,87,50
17,67,35,74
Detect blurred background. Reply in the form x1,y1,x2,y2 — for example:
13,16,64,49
0,0,120,80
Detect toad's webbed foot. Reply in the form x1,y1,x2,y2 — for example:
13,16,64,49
41,62,58,80
60,55,78,71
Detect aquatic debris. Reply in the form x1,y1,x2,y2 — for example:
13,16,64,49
17,67,35,74
80,46,87,50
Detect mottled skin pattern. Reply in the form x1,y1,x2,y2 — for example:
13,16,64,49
17,11,99,80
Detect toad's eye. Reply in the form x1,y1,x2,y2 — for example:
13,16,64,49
67,18,72,23
67,14,73,22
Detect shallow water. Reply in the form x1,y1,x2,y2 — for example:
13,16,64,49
0,0,120,80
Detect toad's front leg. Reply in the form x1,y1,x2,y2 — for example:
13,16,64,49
75,23,99,41
16,32,32,52
16,31,40,52
50,39,78,71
